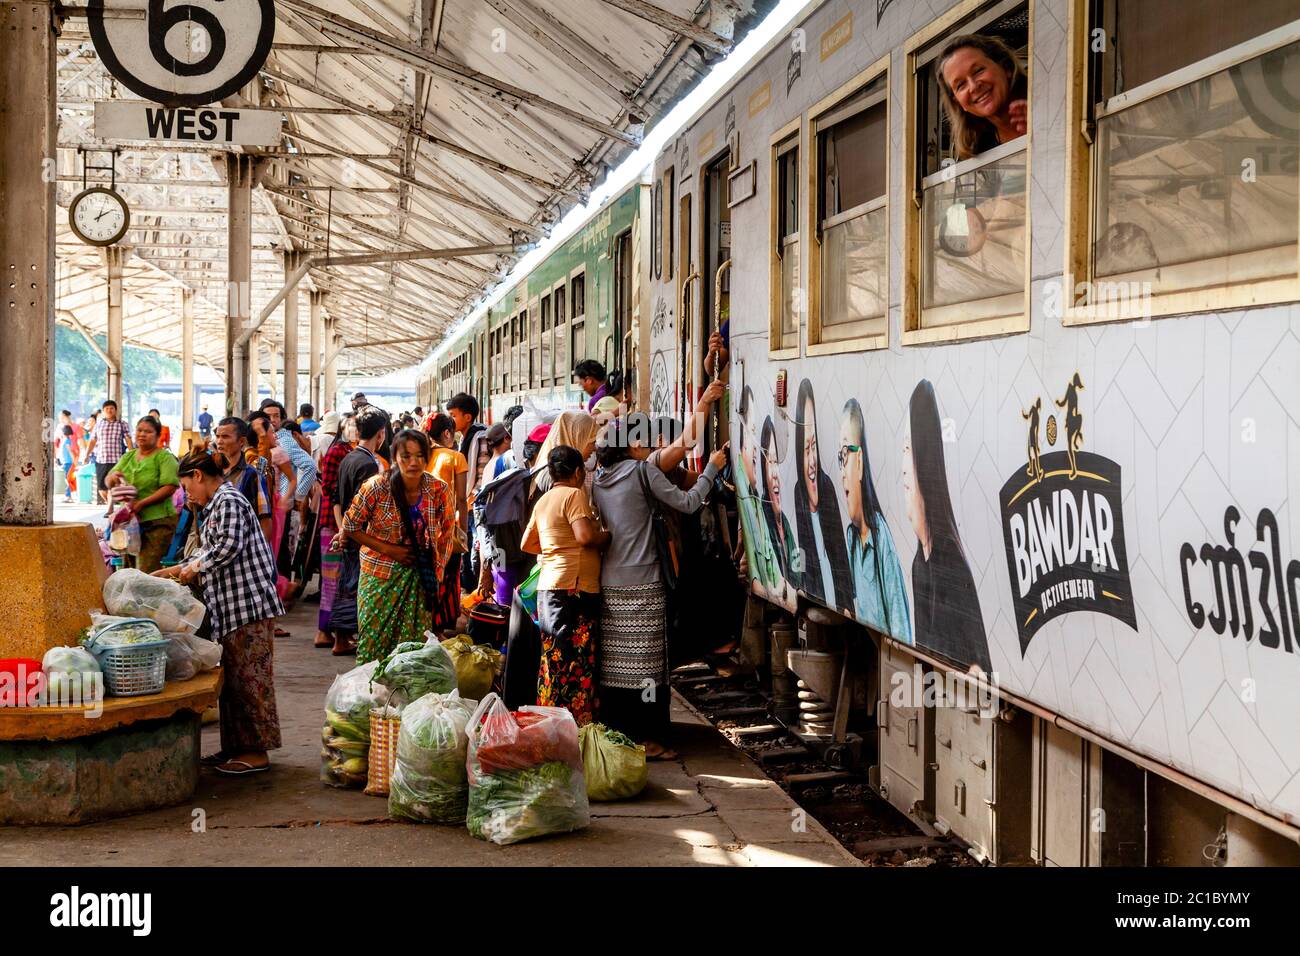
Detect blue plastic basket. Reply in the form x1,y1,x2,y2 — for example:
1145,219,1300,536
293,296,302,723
85,619,168,697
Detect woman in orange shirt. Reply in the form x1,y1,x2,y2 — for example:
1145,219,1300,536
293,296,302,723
521,444,608,725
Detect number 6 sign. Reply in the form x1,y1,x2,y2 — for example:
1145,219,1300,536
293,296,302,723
88,0,276,107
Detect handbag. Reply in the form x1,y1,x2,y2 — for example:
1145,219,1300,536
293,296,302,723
637,462,678,591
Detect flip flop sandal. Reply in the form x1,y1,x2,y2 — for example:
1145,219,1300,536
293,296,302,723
214,760,269,776
274,627,291,638
331,644,357,656
646,749,679,762
200,751,230,767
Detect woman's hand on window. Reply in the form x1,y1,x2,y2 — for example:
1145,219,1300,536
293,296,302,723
1007,98,1027,137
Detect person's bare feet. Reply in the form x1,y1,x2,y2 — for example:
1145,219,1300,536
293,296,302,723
644,741,678,761
314,630,332,648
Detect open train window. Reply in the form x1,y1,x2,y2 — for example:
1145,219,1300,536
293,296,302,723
904,0,1032,343
570,269,586,380
528,298,539,390
808,61,890,354
769,120,802,356
662,167,675,282
1064,0,1299,323
540,294,552,386
553,283,567,389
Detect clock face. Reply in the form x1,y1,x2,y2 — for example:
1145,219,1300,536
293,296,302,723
70,188,130,246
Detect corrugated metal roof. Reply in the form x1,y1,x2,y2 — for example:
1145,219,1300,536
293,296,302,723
53,0,774,377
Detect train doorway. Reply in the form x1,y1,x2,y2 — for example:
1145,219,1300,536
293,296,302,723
702,151,731,448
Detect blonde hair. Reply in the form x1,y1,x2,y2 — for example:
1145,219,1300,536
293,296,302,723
935,34,1027,161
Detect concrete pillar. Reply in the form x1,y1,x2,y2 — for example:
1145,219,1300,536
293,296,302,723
0,3,110,661
281,251,301,414
309,290,323,412
323,321,339,415
181,288,195,430
104,245,127,410
225,154,257,415
0,0,57,526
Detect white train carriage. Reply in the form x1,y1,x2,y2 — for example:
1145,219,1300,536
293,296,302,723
643,0,1300,864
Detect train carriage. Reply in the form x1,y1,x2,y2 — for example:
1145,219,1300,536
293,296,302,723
422,0,1300,864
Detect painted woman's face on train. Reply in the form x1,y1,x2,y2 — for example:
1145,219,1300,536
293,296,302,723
764,441,783,516
901,425,927,548
801,396,819,509
942,46,1012,121
839,414,863,526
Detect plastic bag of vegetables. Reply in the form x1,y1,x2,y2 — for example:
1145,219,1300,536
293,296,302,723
84,612,164,646
103,568,206,634
578,723,648,801
388,690,476,824
322,660,390,788
465,693,589,845
162,632,222,682
41,646,102,704
440,634,501,701
370,634,456,710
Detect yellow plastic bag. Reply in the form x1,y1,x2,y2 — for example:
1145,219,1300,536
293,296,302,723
578,723,648,801
440,635,501,702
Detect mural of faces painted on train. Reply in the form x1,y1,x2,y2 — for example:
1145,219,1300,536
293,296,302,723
760,414,801,601
839,396,911,644
902,380,990,673
735,385,785,604
792,379,853,613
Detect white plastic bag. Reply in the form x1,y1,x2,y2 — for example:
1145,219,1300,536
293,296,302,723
103,568,206,633
465,693,589,845
322,660,391,788
42,646,102,702
389,690,476,824
163,632,222,681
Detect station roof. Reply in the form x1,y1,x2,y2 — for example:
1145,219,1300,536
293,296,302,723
54,0,774,378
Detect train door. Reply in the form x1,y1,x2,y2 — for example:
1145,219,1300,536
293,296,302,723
676,191,693,422
610,228,633,380
701,151,731,447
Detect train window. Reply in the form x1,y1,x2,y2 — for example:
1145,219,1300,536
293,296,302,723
768,121,802,356
540,294,552,386
571,272,585,321
652,180,663,280
807,63,890,354
1064,0,1299,323
662,167,675,282
570,270,586,378
554,284,567,387
528,299,540,390
904,0,1032,343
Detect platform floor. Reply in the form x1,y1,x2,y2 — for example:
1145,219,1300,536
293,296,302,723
0,594,858,867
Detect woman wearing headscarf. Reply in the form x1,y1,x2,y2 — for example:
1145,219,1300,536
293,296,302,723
839,398,911,642
530,409,600,497
793,380,853,611
342,428,456,664
903,380,989,671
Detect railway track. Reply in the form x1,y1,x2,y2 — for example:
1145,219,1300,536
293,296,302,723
672,662,980,868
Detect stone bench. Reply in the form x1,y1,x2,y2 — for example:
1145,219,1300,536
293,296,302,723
0,670,222,825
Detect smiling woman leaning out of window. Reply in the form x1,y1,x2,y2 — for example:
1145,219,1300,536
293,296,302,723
936,33,1028,160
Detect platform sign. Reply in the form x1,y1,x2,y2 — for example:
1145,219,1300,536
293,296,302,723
95,101,282,145
88,0,276,108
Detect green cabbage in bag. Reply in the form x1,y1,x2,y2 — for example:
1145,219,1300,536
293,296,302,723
371,635,456,709
389,690,475,824
578,723,648,801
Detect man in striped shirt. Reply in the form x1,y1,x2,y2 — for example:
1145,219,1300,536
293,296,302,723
82,398,133,516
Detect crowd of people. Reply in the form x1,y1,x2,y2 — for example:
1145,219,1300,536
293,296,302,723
61,360,737,776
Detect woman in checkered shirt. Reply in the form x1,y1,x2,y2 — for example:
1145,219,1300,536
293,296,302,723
154,450,284,776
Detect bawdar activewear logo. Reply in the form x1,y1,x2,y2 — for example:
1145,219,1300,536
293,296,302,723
998,374,1138,654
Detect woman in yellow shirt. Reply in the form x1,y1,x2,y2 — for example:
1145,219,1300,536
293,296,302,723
521,444,608,725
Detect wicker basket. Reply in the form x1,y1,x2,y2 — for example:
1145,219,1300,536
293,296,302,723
366,710,401,796
94,641,168,697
